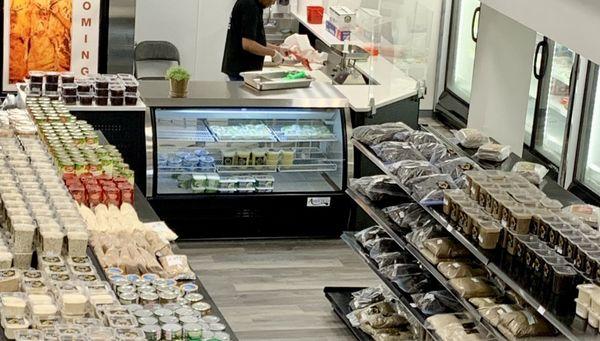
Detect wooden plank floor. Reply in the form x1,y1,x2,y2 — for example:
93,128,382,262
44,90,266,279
177,239,380,341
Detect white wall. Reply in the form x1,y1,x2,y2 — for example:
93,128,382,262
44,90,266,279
482,0,600,65
468,5,537,156
135,0,236,81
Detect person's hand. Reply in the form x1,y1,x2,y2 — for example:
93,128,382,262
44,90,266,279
278,46,291,56
272,51,285,65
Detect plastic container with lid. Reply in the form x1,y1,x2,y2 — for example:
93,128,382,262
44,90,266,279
552,265,578,295
575,243,600,272
1,316,30,339
66,230,88,257
507,206,532,234
539,215,562,242
589,311,600,329
45,72,60,84
0,251,13,269
0,293,27,317
13,252,33,270
87,326,115,341
477,221,502,250
60,72,75,84
110,96,124,106
28,71,45,83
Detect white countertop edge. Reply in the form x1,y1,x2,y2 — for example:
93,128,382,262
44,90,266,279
66,100,147,112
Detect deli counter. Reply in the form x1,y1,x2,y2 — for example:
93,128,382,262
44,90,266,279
140,81,352,239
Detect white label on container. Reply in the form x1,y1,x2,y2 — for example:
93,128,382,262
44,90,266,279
537,306,546,316
307,197,331,207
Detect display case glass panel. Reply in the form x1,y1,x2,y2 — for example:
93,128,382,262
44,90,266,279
533,42,575,165
446,0,479,103
154,108,345,195
524,35,544,146
577,65,600,194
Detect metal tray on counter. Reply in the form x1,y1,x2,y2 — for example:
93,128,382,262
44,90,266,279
241,70,313,91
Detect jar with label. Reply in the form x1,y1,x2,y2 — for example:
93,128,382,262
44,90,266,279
162,323,183,340
251,149,267,166
266,150,280,166
222,151,236,166
183,323,203,339
142,324,161,341
235,151,250,166
281,150,295,166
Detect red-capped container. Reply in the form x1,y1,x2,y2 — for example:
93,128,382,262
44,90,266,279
64,177,81,188
69,183,86,205
97,174,113,182
99,180,117,188
117,182,134,204
103,186,121,206
307,6,324,24
113,176,129,184
79,173,95,182
87,184,103,207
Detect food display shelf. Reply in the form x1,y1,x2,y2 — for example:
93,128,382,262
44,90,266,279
323,286,378,341
346,188,508,341
340,232,437,337
350,138,587,341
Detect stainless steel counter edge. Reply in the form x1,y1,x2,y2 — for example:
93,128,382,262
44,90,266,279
139,80,349,108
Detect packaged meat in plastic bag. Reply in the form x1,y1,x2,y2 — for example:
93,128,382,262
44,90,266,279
411,290,463,315
368,238,397,259
373,252,413,268
350,286,385,310
371,141,425,163
406,174,458,206
349,176,405,202
382,203,425,229
448,277,498,299
380,263,423,279
474,143,511,162
453,128,489,148
437,261,486,279
355,226,387,248
437,157,481,189
423,237,470,258
415,143,449,164
159,254,196,280
511,161,548,185
353,122,413,146
391,273,432,294
479,304,518,327
388,160,440,185
562,204,599,228
497,309,556,339
405,131,439,145
405,224,445,249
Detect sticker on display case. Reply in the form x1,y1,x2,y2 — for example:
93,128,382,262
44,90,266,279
307,197,331,207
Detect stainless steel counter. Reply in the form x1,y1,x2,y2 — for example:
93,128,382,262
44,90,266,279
139,80,349,108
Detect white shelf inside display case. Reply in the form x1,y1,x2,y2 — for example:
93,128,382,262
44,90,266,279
156,119,215,142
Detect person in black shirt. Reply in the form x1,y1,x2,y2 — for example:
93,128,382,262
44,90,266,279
222,0,288,81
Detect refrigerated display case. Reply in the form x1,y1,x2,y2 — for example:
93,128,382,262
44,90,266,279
435,0,480,127
140,81,352,239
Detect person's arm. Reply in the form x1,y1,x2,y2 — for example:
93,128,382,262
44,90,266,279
242,38,277,57
267,43,289,55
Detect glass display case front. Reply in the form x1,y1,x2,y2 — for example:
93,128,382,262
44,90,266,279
154,108,345,195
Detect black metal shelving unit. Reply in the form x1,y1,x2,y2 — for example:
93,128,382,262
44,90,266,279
349,135,593,341
324,287,372,341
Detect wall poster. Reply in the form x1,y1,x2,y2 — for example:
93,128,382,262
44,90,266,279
2,0,100,91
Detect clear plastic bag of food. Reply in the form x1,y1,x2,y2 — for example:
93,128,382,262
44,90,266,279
437,261,487,279
562,204,599,228
349,176,405,202
411,290,463,315
352,122,413,146
349,286,385,310
511,161,548,185
448,277,498,299
382,203,426,229
158,255,196,280
405,131,439,145
423,237,470,258
373,252,413,268
474,143,511,162
368,238,397,260
391,273,432,294
371,142,425,163
406,174,458,206
437,157,481,189
380,263,422,279
415,143,449,164
497,309,557,338
405,224,445,249
453,128,489,148
355,226,387,248
388,160,440,185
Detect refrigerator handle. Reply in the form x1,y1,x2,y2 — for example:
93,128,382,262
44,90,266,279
534,40,549,80
471,7,481,43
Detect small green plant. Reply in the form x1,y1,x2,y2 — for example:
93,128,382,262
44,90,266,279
166,66,190,81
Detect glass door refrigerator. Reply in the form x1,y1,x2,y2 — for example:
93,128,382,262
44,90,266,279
525,38,578,181
435,0,480,128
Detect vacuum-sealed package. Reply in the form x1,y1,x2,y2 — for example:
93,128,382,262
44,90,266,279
372,142,425,163
353,122,413,146
437,261,487,279
382,203,426,229
380,263,423,279
406,174,458,205
497,309,556,339
405,224,445,249
454,128,489,148
389,160,440,185
448,277,498,299
511,161,549,185
479,304,518,327
411,290,463,315
391,273,431,294
373,252,413,268
437,157,481,189
470,297,501,309
415,143,449,164
369,238,398,259
422,237,470,259
349,176,405,202
405,131,439,145
350,286,385,310
354,301,408,329
355,226,387,248
475,143,511,162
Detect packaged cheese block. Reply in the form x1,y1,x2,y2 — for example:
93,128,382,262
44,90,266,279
40,229,65,255
0,269,21,292
12,252,32,269
67,230,89,257
1,316,30,339
11,223,35,252
28,294,54,306
0,294,27,317
61,293,88,316
30,304,58,317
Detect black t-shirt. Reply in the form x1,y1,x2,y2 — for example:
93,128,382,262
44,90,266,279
221,0,266,77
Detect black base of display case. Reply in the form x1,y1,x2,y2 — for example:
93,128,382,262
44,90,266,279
324,287,372,341
149,192,351,239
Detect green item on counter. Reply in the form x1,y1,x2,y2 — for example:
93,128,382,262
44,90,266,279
284,71,308,81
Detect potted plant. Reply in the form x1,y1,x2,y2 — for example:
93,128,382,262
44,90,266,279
166,66,190,98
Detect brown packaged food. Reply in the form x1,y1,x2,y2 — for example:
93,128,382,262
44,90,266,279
497,309,556,339
501,202,520,228
471,213,495,244
491,193,511,220
356,301,408,329
444,189,467,215
451,198,474,224
419,247,443,265
423,237,470,259
508,207,532,234
448,277,497,299
478,221,502,250
480,304,518,327
539,215,562,242
470,297,501,308
485,189,504,214
529,208,550,237
466,172,488,200
437,262,486,279
476,182,494,209
461,207,483,235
